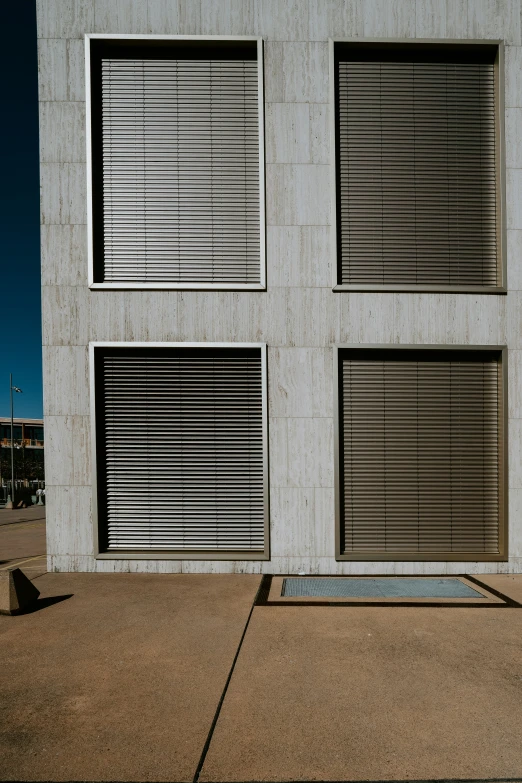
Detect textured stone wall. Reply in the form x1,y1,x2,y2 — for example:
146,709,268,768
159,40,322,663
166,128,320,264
38,0,522,574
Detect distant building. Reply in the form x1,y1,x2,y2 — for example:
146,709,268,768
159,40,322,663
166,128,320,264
0,418,45,492
0,418,44,449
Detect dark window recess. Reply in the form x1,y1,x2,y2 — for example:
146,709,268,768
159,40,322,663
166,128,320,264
338,349,504,560
335,43,499,288
90,39,261,284
94,346,265,554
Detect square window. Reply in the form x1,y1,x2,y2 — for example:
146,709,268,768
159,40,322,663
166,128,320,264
87,37,265,289
336,347,507,561
333,42,504,292
92,344,269,558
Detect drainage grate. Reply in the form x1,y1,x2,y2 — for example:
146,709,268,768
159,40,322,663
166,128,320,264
281,577,485,599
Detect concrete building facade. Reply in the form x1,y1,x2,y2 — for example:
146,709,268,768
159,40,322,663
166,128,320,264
38,0,522,575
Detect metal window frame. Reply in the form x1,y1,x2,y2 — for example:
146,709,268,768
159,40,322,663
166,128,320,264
329,38,507,294
85,34,266,291
333,343,508,562
89,341,270,560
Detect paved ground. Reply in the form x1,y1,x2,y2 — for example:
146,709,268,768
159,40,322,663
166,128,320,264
2,512,522,782
200,600,522,782
0,506,46,579
0,572,261,782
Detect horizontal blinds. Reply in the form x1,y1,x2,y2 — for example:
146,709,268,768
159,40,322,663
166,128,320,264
337,59,497,286
98,349,265,551
101,58,260,283
340,352,501,555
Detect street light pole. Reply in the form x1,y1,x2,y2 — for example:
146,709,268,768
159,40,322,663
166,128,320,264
10,373,15,505
6,375,22,509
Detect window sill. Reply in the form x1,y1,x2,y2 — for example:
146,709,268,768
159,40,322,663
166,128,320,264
89,282,266,291
333,285,507,294
95,551,271,561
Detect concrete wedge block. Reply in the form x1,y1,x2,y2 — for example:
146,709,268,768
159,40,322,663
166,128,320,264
0,568,40,615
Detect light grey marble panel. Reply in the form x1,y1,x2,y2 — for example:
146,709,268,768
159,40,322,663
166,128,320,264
38,38,85,102
252,0,310,41
45,415,90,487
268,416,289,488
147,0,180,32
286,288,340,347
507,168,522,230
39,102,86,163
177,0,203,33
506,109,522,168
67,38,85,102
264,41,329,103
508,350,522,417
444,0,469,36
308,0,364,39
414,0,469,38
507,292,522,348
415,0,447,37
88,291,127,342
505,47,522,108
176,292,227,343
38,39,68,101
175,289,287,345
468,0,522,45
340,293,506,345
265,103,311,164
47,552,522,574
269,347,313,417
270,487,315,557
117,291,180,342
48,554,95,572
268,347,333,418
45,415,74,486
41,224,87,286
40,162,87,225
46,485,93,556
309,346,334,417
509,487,522,557
509,418,522,488
314,487,336,557
37,0,95,38
362,0,416,37
287,417,334,487
507,230,522,290
72,415,91,486
309,104,329,164
200,0,254,35
266,164,331,225
43,345,90,416
93,0,148,33
267,225,333,288
42,286,89,346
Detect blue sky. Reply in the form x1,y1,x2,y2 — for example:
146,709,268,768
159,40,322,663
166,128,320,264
0,1,42,419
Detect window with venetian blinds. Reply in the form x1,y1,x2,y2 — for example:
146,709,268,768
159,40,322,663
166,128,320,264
93,345,268,557
89,39,263,287
334,43,501,290
337,348,505,561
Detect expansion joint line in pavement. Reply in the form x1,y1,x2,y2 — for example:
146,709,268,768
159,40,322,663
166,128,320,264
192,575,270,783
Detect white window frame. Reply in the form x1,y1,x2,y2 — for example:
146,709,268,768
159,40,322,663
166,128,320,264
85,34,266,291
89,341,270,560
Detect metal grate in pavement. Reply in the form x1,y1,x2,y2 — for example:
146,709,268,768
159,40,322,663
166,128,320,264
281,577,485,599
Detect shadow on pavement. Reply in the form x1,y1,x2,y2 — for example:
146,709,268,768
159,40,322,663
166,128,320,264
13,594,73,615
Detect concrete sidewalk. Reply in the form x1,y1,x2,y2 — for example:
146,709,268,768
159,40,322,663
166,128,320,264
2,571,522,782
0,506,46,579
0,572,260,782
